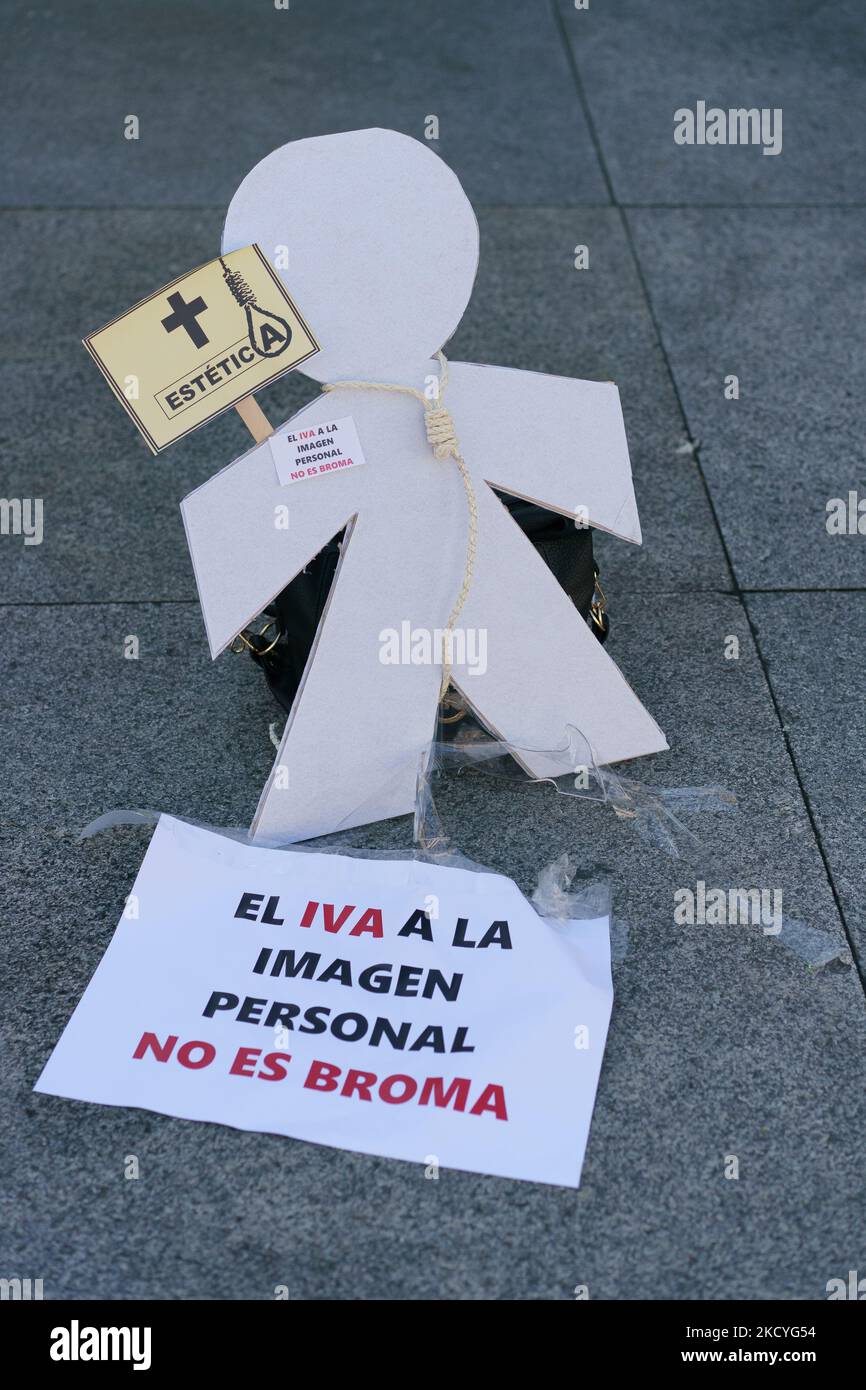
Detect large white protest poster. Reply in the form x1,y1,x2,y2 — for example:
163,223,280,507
35,816,613,1187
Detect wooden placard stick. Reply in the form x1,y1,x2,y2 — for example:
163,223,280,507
234,394,273,444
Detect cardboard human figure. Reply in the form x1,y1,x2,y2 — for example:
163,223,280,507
182,129,667,843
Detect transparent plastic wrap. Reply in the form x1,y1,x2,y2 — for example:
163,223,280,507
423,720,735,861
418,720,852,971
80,731,613,934
81,717,853,971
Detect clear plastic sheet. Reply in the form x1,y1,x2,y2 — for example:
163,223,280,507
79,735,613,938
80,718,853,971
769,916,852,972
424,720,736,860
420,724,855,970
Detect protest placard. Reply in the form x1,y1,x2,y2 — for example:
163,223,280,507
83,245,318,451
36,816,612,1187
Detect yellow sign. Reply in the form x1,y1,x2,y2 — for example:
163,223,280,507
83,245,319,452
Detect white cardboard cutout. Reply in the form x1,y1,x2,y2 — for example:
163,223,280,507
182,130,667,843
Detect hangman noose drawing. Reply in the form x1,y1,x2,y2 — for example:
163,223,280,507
219,256,293,359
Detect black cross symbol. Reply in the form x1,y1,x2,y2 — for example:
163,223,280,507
160,291,209,349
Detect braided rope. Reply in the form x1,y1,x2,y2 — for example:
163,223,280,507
322,351,477,699
219,257,257,309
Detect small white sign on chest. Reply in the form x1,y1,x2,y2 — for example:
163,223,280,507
270,415,366,486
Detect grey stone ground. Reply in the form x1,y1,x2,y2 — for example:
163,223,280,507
1,0,865,1300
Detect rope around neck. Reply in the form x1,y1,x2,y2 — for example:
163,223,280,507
322,351,478,701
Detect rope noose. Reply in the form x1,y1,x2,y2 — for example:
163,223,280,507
322,352,478,701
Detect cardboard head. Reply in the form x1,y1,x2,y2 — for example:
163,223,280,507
222,128,480,384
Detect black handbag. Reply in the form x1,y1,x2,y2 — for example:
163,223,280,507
237,492,608,730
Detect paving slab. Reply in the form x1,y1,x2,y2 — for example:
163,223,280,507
5,0,865,1307
0,207,728,604
0,603,276,833
2,593,864,1299
747,591,866,966
557,0,866,205
626,207,866,589
0,0,607,209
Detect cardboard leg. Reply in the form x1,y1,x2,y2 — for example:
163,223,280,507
250,509,450,843
451,485,668,777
